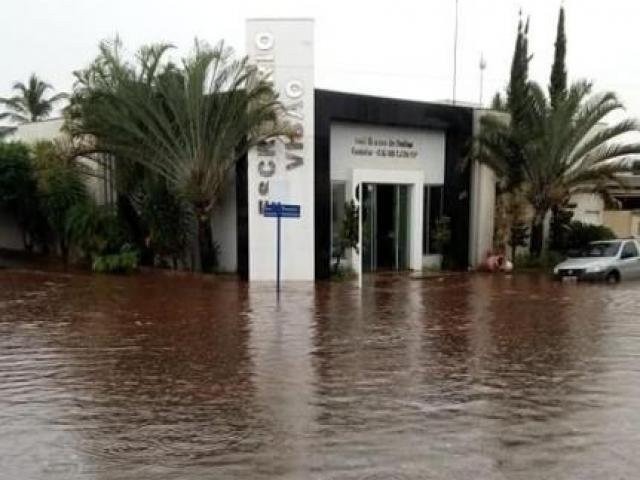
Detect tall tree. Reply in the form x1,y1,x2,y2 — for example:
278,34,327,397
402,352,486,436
0,74,67,123
67,39,292,272
476,8,640,257
547,5,569,248
489,14,538,190
549,6,567,109
507,15,533,126
480,81,640,256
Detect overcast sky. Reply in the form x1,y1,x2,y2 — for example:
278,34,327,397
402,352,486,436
3,0,640,120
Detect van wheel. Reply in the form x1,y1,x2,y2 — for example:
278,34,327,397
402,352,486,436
605,271,620,284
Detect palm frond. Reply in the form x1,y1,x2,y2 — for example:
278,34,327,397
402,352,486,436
68,37,290,213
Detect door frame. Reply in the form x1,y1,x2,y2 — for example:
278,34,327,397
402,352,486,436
351,169,424,275
361,183,410,272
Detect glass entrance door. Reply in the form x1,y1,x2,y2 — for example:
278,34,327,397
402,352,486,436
362,183,409,272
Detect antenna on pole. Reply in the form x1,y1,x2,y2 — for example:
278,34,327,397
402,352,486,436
452,0,459,105
479,52,487,106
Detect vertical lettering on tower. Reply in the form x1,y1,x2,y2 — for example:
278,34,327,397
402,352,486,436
246,19,315,281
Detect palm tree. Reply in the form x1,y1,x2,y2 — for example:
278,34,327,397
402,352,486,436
67,39,292,271
476,80,640,256
0,74,67,123
526,81,640,254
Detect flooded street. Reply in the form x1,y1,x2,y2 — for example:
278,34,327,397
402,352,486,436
1,270,639,479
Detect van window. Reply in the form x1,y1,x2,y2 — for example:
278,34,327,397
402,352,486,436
621,242,639,259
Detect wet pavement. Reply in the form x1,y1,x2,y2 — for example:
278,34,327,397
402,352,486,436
1,269,639,479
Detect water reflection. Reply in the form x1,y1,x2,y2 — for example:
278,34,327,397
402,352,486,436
245,283,318,478
1,270,640,479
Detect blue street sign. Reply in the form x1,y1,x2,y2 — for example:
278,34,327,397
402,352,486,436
262,202,302,297
263,202,301,218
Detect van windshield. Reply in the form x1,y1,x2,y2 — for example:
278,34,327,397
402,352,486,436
582,242,621,258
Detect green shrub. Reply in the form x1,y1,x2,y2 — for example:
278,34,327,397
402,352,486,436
330,265,356,281
66,202,128,259
92,245,139,274
432,216,452,253
332,200,359,274
38,163,90,263
565,221,616,252
140,180,191,268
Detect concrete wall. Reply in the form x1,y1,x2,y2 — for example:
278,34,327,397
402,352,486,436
468,160,496,265
569,193,604,225
603,210,640,238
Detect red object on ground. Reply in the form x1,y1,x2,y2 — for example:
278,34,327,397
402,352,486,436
478,251,512,273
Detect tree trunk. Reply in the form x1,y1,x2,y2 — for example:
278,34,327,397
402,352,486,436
195,214,215,274
529,210,546,257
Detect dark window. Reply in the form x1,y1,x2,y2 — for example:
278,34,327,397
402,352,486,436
422,187,428,254
422,185,444,255
428,186,443,254
621,241,638,259
331,182,346,257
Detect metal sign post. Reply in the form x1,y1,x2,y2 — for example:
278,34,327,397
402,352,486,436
263,202,301,297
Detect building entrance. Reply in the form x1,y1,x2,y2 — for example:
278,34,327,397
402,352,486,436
362,183,410,272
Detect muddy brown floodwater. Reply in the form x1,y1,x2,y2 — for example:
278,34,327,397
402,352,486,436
1,270,640,479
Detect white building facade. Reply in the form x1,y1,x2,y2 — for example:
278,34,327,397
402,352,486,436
240,18,487,281
2,19,495,280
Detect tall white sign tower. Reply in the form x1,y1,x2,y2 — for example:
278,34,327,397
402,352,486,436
246,19,315,281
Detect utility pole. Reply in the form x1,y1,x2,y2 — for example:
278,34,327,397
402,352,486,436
479,52,486,106
452,0,459,105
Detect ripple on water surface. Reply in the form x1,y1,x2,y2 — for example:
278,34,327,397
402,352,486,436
1,271,640,479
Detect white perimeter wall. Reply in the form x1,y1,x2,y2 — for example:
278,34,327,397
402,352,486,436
8,118,65,143
469,160,496,265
